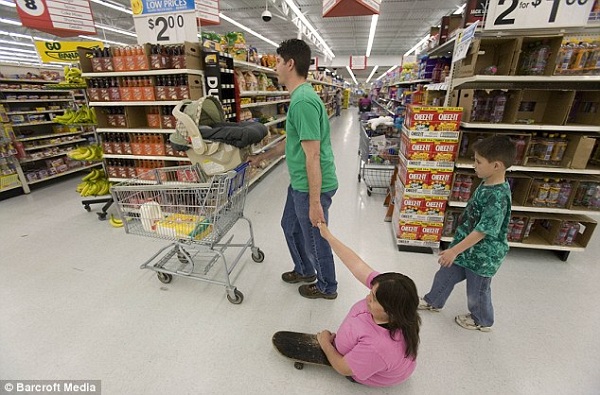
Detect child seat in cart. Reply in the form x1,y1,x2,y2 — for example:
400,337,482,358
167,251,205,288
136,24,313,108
170,96,266,176
110,163,264,304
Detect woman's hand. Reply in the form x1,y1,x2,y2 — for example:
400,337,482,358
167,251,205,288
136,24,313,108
316,222,332,240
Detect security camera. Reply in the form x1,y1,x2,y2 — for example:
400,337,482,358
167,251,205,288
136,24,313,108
262,10,272,22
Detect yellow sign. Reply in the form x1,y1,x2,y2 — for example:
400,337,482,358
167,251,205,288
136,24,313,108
34,41,104,63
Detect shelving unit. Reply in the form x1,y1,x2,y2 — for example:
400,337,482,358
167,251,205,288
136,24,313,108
0,77,99,193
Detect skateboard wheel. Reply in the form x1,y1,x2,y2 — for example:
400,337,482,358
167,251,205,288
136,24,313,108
294,362,304,370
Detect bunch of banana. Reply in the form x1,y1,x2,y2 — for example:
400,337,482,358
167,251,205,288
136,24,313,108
53,106,96,125
68,144,103,161
76,169,112,197
109,214,124,228
62,66,84,84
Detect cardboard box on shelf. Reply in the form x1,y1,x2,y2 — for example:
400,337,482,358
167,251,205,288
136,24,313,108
563,135,597,169
506,173,532,206
515,36,563,76
404,105,463,131
567,91,600,127
439,15,463,44
529,214,597,247
505,90,575,125
454,37,521,77
95,106,146,129
450,89,520,123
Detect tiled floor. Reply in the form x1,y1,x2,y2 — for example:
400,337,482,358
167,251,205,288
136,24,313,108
1,110,599,394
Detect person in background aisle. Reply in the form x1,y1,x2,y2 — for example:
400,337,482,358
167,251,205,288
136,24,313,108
419,135,517,332
315,222,420,387
358,94,371,113
248,39,339,300
335,89,342,116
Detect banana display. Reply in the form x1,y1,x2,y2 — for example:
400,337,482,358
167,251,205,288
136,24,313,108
62,66,84,84
53,106,96,125
76,169,112,197
109,214,124,228
68,144,103,161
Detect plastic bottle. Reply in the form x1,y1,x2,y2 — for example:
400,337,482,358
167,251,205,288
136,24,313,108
530,41,551,75
489,91,507,123
550,134,568,165
555,221,570,245
442,214,455,237
459,134,469,158
556,42,576,74
564,222,580,245
507,218,515,241
533,178,551,206
540,133,555,163
546,179,561,207
557,180,572,208
512,219,525,242
590,184,600,210
451,175,463,200
514,136,527,165
522,218,535,240
519,42,535,74
459,176,473,202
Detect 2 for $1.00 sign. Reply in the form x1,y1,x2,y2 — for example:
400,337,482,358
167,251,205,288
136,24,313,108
484,0,595,30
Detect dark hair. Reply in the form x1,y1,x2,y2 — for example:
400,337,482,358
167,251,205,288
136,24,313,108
472,135,517,169
276,39,311,78
371,273,421,359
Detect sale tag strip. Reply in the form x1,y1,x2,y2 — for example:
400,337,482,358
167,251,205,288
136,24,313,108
453,21,479,63
484,0,595,30
16,0,96,37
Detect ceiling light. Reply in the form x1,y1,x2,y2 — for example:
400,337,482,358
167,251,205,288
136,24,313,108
95,23,137,37
365,65,379,83
404,34,430,57
90,0,132,15
0,46,38,54
78,35,129,46
0,39,35,47
454,4,466,15
365,14,378,58
0,30,51,42
0,18,22,26
0,0,16,7
345,66,358,85
283,0,335,59
219,13,279,48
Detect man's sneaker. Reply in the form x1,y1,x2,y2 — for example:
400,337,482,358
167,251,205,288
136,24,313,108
455,314,492,332
418,298,440,312
298,284,337,300
281,271,317,284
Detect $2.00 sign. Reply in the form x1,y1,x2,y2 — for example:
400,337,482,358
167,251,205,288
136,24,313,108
484,0,595,30
133,13,197,45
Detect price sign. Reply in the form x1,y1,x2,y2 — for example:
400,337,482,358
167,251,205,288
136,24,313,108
484,0,595,30
16,0,96,37
134,12,197,45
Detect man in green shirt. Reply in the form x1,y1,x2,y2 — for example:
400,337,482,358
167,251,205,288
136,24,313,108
249,39,339,299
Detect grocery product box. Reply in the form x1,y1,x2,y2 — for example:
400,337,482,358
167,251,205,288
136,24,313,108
396,163,453,197
567,91,600,127
505,90,575,125
396,221,422,241
528,214,597,247
400,134,436,160
420,223,443,242
454,37,521,77
95,106,146,128
438,15,462,44
450,90,520,124
402,126,460,141
506,173,532,206
404,105,463,131
562,135,597,169
515,36,563,76
569,175,600,211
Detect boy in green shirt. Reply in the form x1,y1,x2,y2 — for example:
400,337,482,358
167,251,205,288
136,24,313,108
419,136,516,331
248,39,339,299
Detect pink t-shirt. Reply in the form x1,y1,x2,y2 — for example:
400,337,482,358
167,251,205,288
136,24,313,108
334,271,417,387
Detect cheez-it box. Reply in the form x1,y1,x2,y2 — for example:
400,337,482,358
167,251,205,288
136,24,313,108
432,141,458,161
429,171,453,190
397,223,421,240
404,105,463,131
420,199,447,216
398,197,426,214
420,224,443,242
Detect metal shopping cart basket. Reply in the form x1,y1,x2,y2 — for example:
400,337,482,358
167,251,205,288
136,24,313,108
358,122,398,196
111,162,264,304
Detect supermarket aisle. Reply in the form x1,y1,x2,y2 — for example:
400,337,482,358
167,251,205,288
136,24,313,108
1,108,599,395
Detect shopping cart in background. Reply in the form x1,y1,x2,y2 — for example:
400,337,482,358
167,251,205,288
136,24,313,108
358,122,399,196
111,162,264,304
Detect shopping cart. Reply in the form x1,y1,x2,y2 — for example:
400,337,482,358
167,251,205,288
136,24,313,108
111,162,264,304
358,122,398,196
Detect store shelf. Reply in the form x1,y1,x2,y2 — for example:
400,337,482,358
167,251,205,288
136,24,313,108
248,155,285,187
240,99,290,109
0,78,59,84
391,79,431,86
0,99,72,103
0,89,73,93
103,153,190,161
233,60,276,74
428,36,457,57
440,235,585,252
263,116,287,127
20,150,72,163
7,109,66,115
240,91,289,97
452,75,600,91
307,78,342,88
426,82,449,91
23,138,88,151
82,69,204,78
11,121,57,127
251,134,286,155
89,101,180,106
373,100,395,116
447,200,600,216
27,163,102,185
17,130,89,142
454,158,600,175
0,183,22,193
96,127,175,134
461,122,600,133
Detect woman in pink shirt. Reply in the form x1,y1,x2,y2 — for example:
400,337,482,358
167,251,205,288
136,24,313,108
316,223,421,387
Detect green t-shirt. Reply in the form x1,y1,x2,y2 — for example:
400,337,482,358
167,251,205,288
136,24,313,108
451,182,512,277
285,83,338,193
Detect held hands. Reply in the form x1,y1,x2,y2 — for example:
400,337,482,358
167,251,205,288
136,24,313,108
316,222,332,241
316,330,335,349
438,248,458,267
309,202,325,227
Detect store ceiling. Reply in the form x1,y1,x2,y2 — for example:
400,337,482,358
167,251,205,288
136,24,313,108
0,0,463,83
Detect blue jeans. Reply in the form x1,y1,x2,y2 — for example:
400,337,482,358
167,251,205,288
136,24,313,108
424,264,494,327
281,185,337,294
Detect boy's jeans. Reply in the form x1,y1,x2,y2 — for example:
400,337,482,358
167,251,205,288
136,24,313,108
424,264,494,327
281,185,338,294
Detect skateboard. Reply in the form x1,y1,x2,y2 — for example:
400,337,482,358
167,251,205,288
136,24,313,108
272,331,332,370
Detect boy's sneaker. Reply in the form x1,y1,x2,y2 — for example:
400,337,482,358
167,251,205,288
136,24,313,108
455,314,492,332
281,271,317,284
298,284,337,300
418,298,440,312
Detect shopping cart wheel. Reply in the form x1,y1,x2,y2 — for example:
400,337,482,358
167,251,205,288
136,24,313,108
157,272,172,284
227,289,244,304
252,249,265,263
294,362,304,370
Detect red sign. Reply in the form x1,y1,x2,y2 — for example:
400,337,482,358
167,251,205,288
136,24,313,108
323,0,380,17
16,0,96,37
350,55,366,70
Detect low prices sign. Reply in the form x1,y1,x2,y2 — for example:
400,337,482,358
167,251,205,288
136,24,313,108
131,0,198,45
35,40,103,63
16,0,96,37
484,0,595,30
